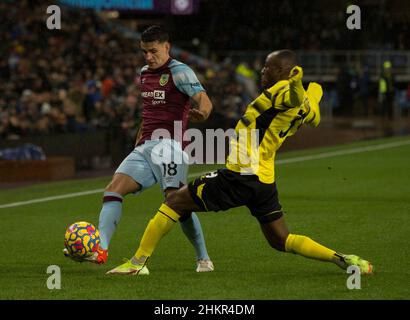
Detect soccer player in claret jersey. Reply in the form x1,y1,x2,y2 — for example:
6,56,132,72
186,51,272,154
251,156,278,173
107,50,373,276
63,25,215,273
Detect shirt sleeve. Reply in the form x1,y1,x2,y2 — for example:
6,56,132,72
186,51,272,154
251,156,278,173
302,82,322,127
171,64,205,97
280,83,306,109
267,83,292,109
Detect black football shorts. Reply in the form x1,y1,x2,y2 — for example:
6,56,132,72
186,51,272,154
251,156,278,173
188,168,283,223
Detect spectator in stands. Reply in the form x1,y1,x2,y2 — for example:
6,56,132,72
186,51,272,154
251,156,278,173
83,80,102,123
357,64,371,116
378,60,395,120
235,61,259,103
407,83,410,102
335,65,353,116
403,83,410,117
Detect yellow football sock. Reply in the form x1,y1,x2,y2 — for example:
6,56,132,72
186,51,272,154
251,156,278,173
134,203,181,262
285,234,336,262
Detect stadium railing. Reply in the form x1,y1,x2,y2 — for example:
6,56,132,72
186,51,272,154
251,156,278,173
217,50,410,82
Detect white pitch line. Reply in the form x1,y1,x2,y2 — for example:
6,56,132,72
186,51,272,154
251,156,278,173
275,139,410,165
0,189,105,209
1,139,409,209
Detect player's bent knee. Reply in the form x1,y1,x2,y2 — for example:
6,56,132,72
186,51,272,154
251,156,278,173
269,239,287,252
164,187,192,218
105,173,141,195
178,212,192,222
164,190,175,203
164,191,182,210
262,234,287,251
258,215,289,252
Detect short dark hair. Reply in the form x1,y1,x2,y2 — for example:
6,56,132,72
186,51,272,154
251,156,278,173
141,25,169,43
275,50,299,68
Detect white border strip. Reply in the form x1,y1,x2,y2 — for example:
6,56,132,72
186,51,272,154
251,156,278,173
1,139,409,209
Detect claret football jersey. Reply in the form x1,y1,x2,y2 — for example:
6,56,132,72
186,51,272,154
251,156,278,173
138,58,205,147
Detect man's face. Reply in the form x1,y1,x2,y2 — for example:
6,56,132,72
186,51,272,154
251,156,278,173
261,52,292,88
261,53,279,88
140,40,170,69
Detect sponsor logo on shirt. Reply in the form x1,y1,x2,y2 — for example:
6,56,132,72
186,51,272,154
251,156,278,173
142,90,166,104
141,90,166,99
154,90,165,99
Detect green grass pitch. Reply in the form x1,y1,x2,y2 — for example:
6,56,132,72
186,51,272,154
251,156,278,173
0,135,409,300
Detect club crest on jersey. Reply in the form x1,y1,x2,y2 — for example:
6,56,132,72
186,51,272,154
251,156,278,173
159,74,169,86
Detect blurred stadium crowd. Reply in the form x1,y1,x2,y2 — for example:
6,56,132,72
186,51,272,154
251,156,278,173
0,1,250,141
173,0,409,51
1,0,410,142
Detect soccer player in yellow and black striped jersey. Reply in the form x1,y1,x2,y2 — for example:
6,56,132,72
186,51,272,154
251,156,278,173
107,50,373,276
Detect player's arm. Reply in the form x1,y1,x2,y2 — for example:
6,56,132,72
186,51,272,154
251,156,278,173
275,66,305,109
281,66,322,127
171,63,213,122
303,82,322,127
286,66,305,107
135,119,143,146
189,91,213,122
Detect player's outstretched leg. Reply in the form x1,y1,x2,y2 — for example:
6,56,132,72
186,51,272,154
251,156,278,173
63,190,115,264
64,173,140,265
63,245,108,264
107,185,200,275
107,202,181,275
63,190,121,265
259,217,373,275
179,212,214,272
105,258,150,275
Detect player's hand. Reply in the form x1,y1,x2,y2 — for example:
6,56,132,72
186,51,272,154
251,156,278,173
189,108,208,122
289,66,303,83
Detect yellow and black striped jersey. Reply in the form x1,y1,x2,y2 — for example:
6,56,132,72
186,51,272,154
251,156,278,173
226,80,322,184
